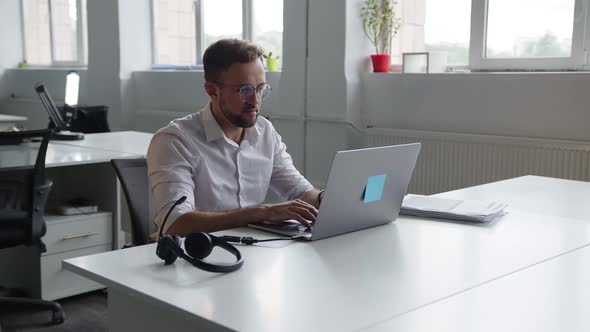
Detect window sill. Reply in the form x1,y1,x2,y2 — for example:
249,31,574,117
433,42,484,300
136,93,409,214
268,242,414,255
150,64,282,72
151,64,203,71
365,69,590,76
138,69,283,76
14,66,88,71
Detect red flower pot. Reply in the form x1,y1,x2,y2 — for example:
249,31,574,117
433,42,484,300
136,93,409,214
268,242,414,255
371,54,391,73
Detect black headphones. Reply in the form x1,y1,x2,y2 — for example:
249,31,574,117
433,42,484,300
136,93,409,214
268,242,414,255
155,196,244,273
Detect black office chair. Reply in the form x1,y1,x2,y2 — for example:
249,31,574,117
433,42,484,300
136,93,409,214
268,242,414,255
110,158,154,246
0,129,65,326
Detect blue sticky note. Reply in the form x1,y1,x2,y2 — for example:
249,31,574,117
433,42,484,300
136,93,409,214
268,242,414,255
364,174,387,204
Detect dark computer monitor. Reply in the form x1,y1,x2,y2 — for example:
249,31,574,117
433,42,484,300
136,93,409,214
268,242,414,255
34,82,84,141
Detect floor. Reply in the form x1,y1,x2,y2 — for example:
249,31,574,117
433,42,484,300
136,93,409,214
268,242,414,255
0,290,107,332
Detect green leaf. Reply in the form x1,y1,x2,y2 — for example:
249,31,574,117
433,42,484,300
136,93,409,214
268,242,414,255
360,0,400,53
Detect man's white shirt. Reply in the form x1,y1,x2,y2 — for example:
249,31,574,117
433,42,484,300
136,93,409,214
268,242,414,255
147,104,313,233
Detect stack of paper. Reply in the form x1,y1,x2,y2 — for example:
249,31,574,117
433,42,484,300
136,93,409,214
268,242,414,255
400,194,508,223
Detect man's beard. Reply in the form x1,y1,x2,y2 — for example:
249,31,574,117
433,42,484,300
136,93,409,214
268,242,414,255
219,91,258,128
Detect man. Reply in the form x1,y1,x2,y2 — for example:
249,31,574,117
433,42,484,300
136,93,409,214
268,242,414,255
147,39,322,236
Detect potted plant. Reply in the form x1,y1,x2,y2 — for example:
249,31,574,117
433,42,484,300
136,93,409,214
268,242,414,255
263,52,280,71
361,0,401,72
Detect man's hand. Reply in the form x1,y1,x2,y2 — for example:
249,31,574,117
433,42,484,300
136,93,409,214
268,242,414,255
259,199,318,229
167,198,320,236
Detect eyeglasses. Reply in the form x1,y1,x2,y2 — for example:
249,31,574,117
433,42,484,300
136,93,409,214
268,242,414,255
215,82,272,103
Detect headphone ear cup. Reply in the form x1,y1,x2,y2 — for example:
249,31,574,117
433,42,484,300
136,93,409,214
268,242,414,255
156,236,180,265
184,232,214,260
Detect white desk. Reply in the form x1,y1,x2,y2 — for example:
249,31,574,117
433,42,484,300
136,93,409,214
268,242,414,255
0,142,137,169
0,114,27,131
365,243,590,332
0,131,151,300
0,114,27,122
437,175,590,221
54,130,152,155
64,176,590,332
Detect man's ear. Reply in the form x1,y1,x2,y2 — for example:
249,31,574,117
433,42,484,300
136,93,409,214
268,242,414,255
204,81,218,99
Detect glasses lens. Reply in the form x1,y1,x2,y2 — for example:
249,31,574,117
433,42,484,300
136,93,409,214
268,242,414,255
239,85,254,102
238,84,272,102
257,84,271,100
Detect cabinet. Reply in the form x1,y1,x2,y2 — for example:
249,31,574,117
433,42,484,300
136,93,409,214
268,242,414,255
0,212,112,301
0,162,124,300
0,131,150,300
41,212,112,300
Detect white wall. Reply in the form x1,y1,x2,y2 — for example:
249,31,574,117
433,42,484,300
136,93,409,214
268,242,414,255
345,0,372,128
276,0,307,120
85,0,121,130
0,0,23,100
1,68,89,129
132,70,282,132
272,0,309,172
299,0,367,184
363,72,590,141
307,0,348,121
118,0,152,129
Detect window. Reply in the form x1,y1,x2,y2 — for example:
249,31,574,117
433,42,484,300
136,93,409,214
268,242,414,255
21,0,87,66
152,0,283,68
202,0,243,52
424,0,471,67
390,0,589,71
470,0,587,71
153,0,196,66
391,0,471,68
252,0,283,59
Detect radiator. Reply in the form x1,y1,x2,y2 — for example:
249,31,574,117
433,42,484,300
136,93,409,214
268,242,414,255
366,128,590,195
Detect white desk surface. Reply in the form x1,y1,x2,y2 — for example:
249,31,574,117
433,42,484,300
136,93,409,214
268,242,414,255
54,131,152,156
64,189,590,332
0,114,27,122
0,142,137,168
436,175,590,221
365,243,590,332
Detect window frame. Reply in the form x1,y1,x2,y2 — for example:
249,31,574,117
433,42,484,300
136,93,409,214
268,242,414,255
152,0,256,67
20,0,87,67
469,0,589,71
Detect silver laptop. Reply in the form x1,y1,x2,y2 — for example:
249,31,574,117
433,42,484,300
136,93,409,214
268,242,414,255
249,143,421,241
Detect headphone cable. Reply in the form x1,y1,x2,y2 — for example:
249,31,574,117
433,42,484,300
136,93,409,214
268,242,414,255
220,235,305,245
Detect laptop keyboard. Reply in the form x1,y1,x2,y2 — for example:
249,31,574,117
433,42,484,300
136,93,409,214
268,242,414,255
283,223,312,233
258,221,313,235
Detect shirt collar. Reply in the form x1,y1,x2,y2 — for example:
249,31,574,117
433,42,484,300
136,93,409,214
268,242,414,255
244,118,262,146
201,102,262,145
201,103,225,142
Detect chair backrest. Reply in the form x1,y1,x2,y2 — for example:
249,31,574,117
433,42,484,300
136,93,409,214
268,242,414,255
110,158,152,246
0,129,53,249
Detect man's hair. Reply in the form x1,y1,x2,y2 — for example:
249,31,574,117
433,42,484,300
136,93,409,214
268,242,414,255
203,39,264,82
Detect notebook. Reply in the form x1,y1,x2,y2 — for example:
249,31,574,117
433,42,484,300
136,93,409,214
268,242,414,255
400,194,508,223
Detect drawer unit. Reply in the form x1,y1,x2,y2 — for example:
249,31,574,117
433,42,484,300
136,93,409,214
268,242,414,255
43,212,112,255
41,244,110,300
